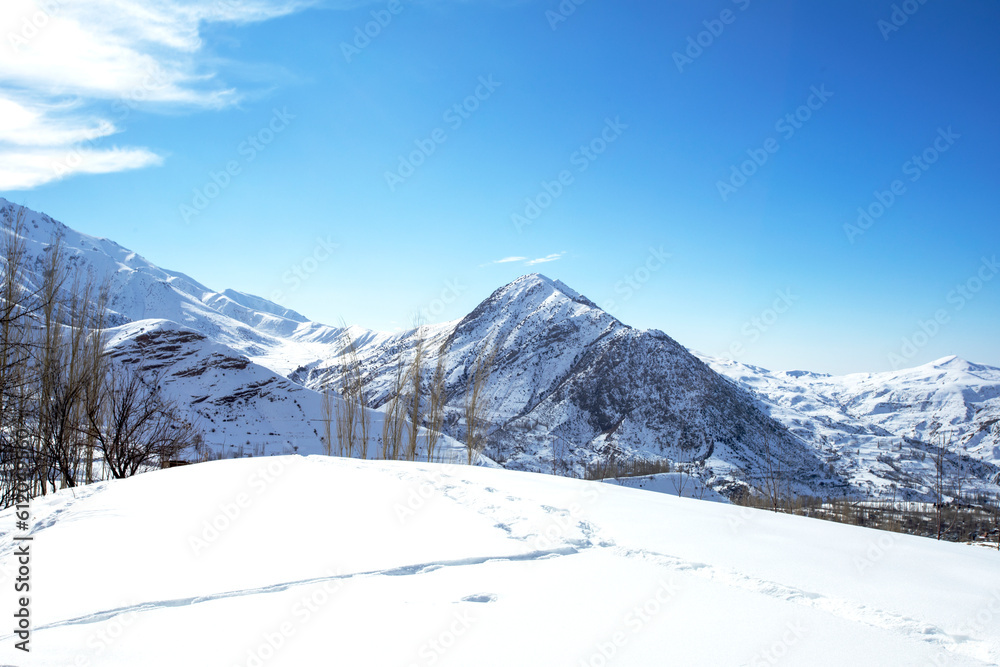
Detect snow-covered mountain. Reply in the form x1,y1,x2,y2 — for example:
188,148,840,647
700,354,1000,497
3,198,997,500
292,274,842,496
1,198,340,355
0,198,458,461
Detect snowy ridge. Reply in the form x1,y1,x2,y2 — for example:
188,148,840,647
0,198,341,353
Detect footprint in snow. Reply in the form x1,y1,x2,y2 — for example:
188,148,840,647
460,594,497,603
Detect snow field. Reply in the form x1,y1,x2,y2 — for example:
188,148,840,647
0,457,997,665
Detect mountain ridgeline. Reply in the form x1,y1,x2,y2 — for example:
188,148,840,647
4,198,998,501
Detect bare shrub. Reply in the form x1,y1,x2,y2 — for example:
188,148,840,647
86,361,198,478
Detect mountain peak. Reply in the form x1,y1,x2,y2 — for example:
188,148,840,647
922,355,998,375
506,273,600,310
927,354,964,368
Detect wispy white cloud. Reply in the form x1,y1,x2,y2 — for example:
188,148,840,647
483,253,566,268
525,252,564,265
0,0,318,190
0,146,163,190
0,97,117,146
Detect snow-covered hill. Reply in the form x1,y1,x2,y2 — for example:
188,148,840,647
3,197,998,500
0,457,997,666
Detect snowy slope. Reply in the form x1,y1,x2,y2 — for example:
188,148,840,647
0,457,997,666
700,353,1000,498
0,197,341,354
105,319,324,456
104,319,471,462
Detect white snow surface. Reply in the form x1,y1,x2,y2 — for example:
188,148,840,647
601,472,728,502
1,457,998,666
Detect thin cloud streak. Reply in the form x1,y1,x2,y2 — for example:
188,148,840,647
525,253,564,266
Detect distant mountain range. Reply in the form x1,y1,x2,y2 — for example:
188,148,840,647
3,197,998,500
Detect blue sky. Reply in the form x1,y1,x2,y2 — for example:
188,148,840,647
1,0,998,374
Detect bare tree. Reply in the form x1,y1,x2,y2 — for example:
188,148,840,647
36,272,102,488
933,435,948,540
354,345,371,461
321,387,334,456
31,235,81,494
675,463,691,498
334,370,357,458
425,341,447,463
332,326,371,459
464,343,496,465
760,433,783,513
1,207,34,427
404,326,426,462
952,440,969,503
31,243,112,491
0,207,37,505
86,361,198,478
81,280,109,484
993,493,1000,552
380,350,407,461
